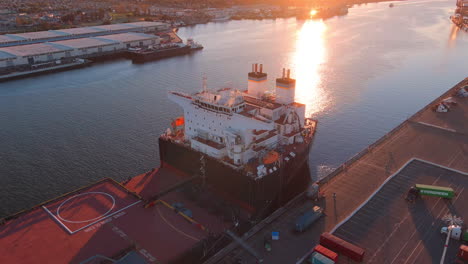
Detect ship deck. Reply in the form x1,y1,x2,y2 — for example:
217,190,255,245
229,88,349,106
206,79,468,264
0,168,230,264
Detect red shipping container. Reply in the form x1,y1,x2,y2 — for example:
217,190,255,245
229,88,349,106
459,245,468,261
314,245,338,262
320,232,365,262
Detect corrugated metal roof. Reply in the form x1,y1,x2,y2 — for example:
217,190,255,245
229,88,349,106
93,24,135,31
53,37,117,48
0,50,16,59
53,27,105,35
125,21,167,27
0,22,167,45
0,43,72,57
95,32,157,43
48,30,71,36
0,35,16,44
12,31,63,40
46,42,76,50
0,34,26,43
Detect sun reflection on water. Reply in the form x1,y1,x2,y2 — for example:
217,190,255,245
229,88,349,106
293,20,329,117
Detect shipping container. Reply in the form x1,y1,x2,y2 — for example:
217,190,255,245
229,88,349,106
313,245,338,262
414,184,455,199
310,252,335,264
295,206,323,232
320,232,365,262
459,245,468,261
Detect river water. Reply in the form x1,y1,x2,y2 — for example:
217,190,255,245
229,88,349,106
1,0,467,216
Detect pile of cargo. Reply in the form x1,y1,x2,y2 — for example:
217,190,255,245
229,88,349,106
309,233,365,263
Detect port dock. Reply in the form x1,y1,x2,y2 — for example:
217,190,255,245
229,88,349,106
1,78,466,264
206,79,468,263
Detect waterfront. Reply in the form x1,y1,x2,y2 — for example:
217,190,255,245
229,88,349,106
1,0,468,217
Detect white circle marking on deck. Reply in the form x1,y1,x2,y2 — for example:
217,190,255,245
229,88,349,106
56,192,116,223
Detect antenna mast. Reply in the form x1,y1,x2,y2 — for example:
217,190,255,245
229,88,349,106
202,73,208,92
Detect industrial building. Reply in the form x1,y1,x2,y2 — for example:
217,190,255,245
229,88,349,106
0,32,160,70
0,22,168,47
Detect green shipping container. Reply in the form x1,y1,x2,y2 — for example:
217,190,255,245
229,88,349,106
415,184,455,199
310,252,335,264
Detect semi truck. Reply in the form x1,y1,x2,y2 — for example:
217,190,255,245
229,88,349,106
406,184,455,202
295,206,323,232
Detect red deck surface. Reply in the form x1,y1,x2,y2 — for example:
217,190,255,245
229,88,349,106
0,170,230,264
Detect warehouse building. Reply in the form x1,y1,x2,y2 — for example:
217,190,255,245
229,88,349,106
0,32,160,69
0,22,168,47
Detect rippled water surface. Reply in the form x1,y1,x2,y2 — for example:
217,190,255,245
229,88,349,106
1,0,467,216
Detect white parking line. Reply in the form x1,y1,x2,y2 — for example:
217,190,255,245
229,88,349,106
417,122,457,133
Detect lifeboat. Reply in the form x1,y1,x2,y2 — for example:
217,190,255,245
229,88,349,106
263,151,280,164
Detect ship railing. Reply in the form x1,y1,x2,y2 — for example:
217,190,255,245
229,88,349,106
319,78,468,188
170,91,192,99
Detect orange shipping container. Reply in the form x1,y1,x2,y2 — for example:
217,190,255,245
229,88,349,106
314,244,338,262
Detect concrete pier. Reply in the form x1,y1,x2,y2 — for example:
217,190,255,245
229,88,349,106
207,78,468,263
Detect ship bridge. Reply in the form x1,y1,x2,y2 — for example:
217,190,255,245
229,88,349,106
194,88,246,114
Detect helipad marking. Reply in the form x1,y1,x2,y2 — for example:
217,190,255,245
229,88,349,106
56,192,116,223
42,205,73,234
43,199,142,235
71,200,141,234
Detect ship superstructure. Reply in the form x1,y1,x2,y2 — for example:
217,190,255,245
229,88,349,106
161,64,316,215
167,64,313,171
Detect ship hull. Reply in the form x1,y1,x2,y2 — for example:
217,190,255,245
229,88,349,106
128,46,191,63
158,137,311,217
